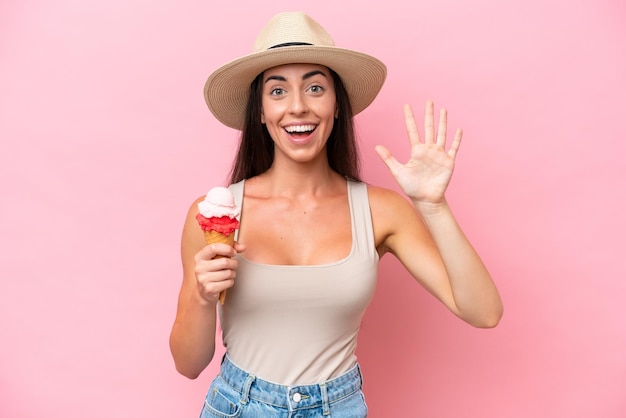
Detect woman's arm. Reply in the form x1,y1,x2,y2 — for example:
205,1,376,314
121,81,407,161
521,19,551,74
169,198,244,379
373,101,503,328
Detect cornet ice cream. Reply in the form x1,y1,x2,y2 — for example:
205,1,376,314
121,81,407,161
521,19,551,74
196,186,240,304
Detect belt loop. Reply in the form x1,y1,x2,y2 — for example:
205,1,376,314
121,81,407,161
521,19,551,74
320,382,330,416
240,374,256,405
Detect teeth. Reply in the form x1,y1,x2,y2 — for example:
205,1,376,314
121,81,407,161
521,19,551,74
285,125,316,133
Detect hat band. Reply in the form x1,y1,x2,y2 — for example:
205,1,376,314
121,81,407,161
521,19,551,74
268,42,313,50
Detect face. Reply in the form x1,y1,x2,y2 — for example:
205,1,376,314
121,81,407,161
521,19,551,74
260,63,337,165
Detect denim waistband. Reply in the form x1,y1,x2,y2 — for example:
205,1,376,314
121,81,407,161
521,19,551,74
219,355,363,412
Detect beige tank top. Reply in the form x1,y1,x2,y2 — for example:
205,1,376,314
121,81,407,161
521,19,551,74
218,179,379,385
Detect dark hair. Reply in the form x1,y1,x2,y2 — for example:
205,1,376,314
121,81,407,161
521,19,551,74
229,68,360,183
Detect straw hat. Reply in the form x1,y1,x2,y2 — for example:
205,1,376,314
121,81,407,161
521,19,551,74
204,12,387,130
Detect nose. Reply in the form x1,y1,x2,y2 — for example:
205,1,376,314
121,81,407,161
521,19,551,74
288,91,308,115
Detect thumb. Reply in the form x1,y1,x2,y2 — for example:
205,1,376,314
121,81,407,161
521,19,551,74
375,145,401,176
234,242,246,254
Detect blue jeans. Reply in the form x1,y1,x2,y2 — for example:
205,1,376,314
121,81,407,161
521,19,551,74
200,355,368,417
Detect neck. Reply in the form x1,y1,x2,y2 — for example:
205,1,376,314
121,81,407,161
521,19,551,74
258,159,344,197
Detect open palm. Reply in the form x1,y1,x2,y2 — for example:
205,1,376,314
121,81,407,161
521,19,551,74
375,101,462,205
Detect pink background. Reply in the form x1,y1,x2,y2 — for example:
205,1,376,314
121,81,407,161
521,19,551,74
1,0,625,416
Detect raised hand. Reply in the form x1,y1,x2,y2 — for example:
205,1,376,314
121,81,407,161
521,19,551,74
375,101,462,206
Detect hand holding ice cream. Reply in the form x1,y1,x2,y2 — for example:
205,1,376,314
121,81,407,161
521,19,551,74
196,186,240,304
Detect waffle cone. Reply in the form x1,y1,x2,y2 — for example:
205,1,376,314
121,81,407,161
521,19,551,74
203,230,236,305
203,230,235,247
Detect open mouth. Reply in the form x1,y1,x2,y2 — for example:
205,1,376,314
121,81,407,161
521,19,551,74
284,124,317,138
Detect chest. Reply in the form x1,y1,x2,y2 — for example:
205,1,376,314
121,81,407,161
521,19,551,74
238,194,352,265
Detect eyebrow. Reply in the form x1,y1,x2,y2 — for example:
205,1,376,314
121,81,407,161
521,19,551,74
264,70,328,84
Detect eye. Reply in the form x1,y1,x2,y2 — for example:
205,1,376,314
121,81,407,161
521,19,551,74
269,87,286,96
308,85,324,94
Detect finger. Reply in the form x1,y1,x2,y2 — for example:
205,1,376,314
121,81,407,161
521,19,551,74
198,265,235,282
197,243,237,260
198,274,234,300
436,108,447,148
195,255,235,275
403,104,421,148
211,264,237,287
424,100,435,145
448,128,463,160
375,145,402,177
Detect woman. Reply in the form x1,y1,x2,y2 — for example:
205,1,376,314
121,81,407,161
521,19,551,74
170,12,503,417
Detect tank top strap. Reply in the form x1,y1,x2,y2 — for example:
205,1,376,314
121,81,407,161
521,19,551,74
347,180,377,259
228,180,245,241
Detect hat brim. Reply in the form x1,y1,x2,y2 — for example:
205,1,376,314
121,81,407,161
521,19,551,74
204,45,387,130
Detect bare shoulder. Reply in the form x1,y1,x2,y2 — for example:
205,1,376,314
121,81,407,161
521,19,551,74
366,184,423,253
181,195,207,257
366,184,415,217
184,195,205,226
